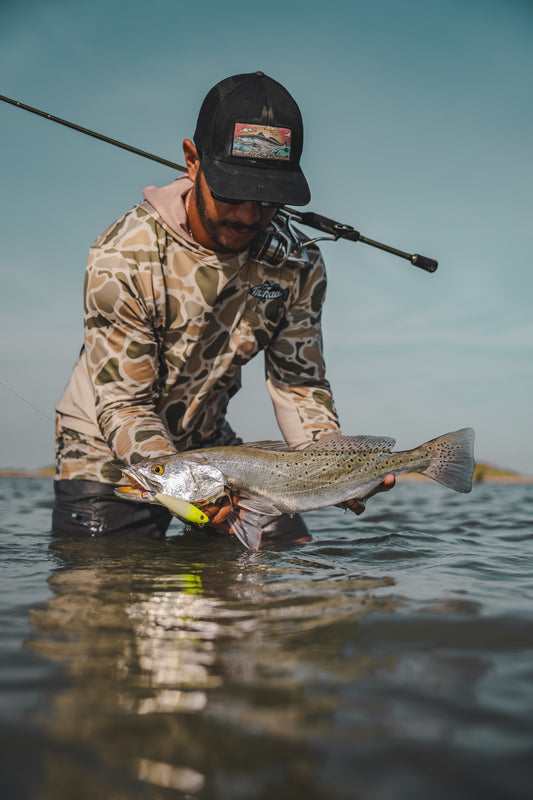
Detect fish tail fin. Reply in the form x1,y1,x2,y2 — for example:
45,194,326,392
420,428,475,493
226,509,263,551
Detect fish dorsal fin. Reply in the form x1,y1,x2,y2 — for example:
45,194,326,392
243,440,294,452
304,433,396,453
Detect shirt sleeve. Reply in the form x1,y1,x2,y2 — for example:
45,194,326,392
83,231,177,465
265,247,341,448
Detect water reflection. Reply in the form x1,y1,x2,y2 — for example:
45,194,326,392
7,483,533,799
26,527,394,798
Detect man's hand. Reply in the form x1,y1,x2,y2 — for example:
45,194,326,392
198,495,238,534
337,473,396,515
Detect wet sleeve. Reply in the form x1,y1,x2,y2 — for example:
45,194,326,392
265,248,341,448
83,239,177,464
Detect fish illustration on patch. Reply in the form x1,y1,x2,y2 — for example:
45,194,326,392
232,123,291,160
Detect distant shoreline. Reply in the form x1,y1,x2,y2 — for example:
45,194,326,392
0,467,56,478
396,473,533,485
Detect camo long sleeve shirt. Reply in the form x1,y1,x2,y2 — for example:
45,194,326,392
55,176,340,484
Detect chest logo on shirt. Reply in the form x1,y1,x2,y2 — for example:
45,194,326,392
249,281,289,302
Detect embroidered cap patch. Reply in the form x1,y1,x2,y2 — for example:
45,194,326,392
232,123,291,161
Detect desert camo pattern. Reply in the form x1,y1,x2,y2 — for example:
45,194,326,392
56,186,340,484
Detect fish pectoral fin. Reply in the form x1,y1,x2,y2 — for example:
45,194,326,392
236,492,282,517
226,509,263,551
224,487,234,510
304,433,396,453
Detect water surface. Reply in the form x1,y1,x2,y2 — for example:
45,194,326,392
1,478,532,799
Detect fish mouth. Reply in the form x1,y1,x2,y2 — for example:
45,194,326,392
114,485,155,501
115,466,161,500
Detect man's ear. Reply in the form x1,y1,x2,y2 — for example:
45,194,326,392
183,139,200,182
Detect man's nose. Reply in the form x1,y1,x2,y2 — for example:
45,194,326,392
234,201,261,224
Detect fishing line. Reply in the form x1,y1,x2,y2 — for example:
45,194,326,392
0,380,54,423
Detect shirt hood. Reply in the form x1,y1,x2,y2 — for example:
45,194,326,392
142,176,194,243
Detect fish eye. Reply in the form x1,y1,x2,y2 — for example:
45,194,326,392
151,464,165,476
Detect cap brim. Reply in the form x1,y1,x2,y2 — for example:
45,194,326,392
200,156,310,206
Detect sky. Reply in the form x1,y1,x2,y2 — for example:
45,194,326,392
1,0,532,474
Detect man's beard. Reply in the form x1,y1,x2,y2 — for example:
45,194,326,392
194,175,262,253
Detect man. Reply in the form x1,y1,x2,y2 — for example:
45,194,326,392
53,71,393,541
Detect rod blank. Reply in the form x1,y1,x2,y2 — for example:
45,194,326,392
0,94,186,172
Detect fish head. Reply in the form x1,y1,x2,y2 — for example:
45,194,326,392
119,454,227,504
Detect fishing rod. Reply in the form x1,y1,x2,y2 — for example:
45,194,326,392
1,93,438,273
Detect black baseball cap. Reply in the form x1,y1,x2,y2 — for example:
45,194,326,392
193,71,310,206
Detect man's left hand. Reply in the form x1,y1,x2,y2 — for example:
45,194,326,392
338,473,396,515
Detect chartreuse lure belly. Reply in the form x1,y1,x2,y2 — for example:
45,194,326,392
154,493,209,525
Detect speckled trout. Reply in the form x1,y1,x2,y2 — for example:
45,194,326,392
115,428,475,551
